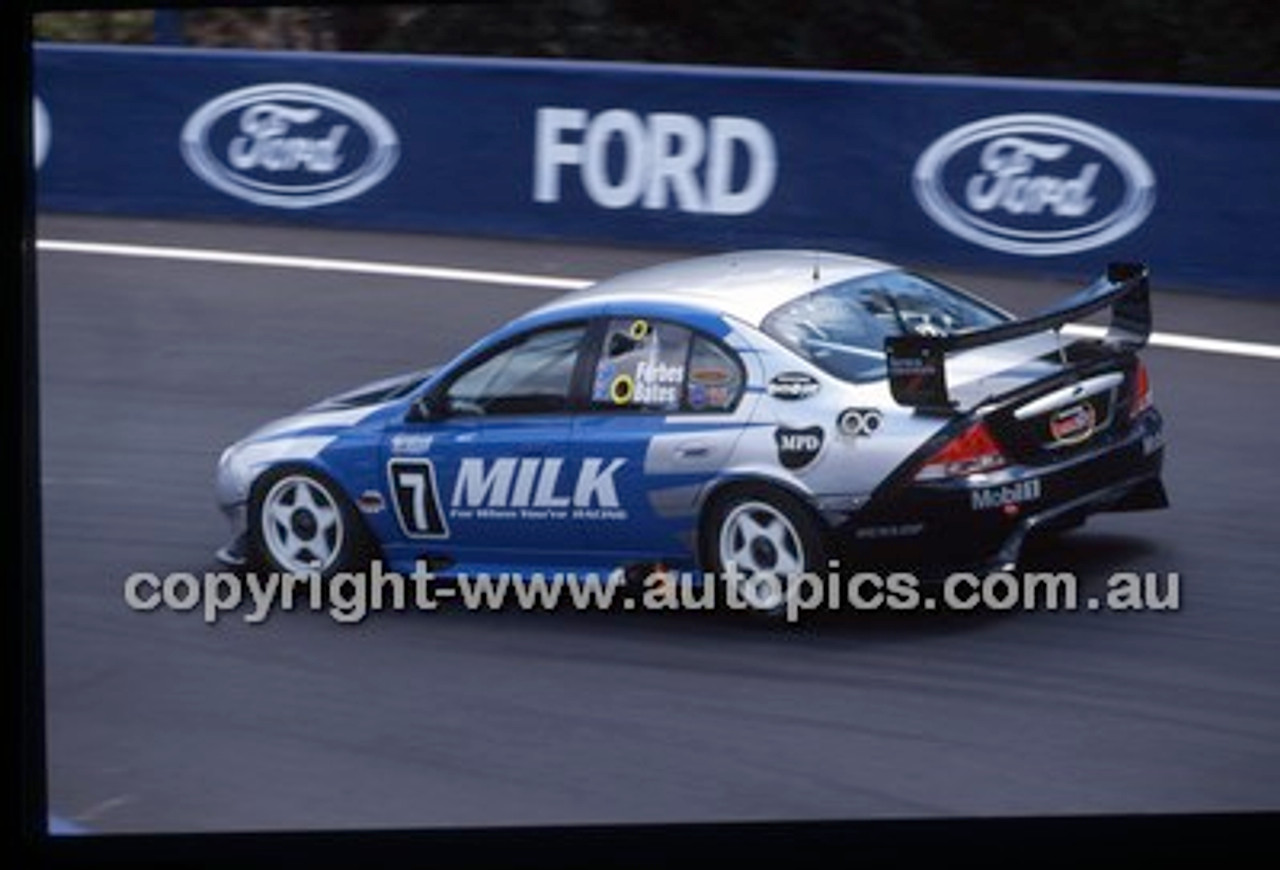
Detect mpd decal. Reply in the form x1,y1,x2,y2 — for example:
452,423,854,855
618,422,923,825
181,83,400,209
533,107,777,215
767,371,821,400
913,113,1156,256
838,407,883,437
775,426,824,470
1048,402,1096,446
448,457,628,521
971,478,1042,511
387,458,449,538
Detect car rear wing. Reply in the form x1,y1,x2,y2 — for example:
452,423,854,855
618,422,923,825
884,262,1151,409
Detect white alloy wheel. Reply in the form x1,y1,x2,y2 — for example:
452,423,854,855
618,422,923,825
717,499,808,612
258,473,346,575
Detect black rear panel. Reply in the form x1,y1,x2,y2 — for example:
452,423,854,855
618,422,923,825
986,351,1141,466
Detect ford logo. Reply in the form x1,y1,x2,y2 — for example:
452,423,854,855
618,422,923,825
912,114,1156,256
181,83,399,209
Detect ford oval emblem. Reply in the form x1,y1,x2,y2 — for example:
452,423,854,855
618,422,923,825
912,114,1156,256
181,83,399,209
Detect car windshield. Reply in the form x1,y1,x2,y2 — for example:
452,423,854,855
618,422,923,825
760,270,1009,382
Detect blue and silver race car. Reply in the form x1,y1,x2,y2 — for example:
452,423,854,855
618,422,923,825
214,251,1167,603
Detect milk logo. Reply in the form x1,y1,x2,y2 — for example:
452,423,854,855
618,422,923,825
452,457,626,510
181,83,399,208
535,107,777,215
913,114,1156,256
33,97,50,170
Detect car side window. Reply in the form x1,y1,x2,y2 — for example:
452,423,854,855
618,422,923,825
684,335,744,412
589,318,744,413
444,324,586,416
590,318,690,412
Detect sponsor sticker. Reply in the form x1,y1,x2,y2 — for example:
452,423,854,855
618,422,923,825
775,426,824,470
689,367,730,386
913,113,1156,256
357,490,386,514
1049,402,1096,445
446,457,629,521
181,83,400,208
971,478,1042,511
390,433,434,454
767,371,821,400
854,522,925,540
838,408,883,438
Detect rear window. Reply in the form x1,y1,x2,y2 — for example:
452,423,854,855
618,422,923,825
760,270,1008,382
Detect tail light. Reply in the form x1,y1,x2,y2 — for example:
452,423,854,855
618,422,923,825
1130,360,1153,418
915,419,1008,481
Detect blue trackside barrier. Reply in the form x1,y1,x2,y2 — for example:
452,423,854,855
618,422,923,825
33,43,1280,294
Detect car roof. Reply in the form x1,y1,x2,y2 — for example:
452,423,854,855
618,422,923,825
533,250,897,328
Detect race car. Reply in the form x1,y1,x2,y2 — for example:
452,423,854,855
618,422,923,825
214,250,1167,607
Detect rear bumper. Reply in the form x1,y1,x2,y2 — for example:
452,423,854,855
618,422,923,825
827,409,1166,574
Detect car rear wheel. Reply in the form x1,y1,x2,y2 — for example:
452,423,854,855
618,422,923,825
249,468,369,578
703,486,826,616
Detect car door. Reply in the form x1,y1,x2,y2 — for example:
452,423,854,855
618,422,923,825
570,315,752,570
378,321,590,574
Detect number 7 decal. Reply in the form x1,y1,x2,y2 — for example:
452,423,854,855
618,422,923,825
387,458,449,538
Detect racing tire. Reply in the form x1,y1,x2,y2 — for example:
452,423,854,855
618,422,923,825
701,484,828,617
247,466,372,579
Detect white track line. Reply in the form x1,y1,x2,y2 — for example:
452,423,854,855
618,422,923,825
37,238,1280,361
1060,324,1280,360
37,239,591,292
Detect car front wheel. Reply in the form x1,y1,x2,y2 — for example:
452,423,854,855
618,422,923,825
249,468,369,578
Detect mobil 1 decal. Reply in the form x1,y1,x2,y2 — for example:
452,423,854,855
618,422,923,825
775,426,824,470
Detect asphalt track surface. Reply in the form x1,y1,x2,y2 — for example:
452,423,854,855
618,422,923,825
38,214,1280,833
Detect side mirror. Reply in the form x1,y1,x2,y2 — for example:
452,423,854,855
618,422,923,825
406,394,439,423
